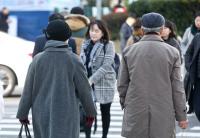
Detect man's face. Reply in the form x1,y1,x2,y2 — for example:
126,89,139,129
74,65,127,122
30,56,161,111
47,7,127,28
2,8,9,16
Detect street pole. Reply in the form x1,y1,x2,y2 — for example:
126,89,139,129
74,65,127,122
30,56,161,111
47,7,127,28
96,0,102,19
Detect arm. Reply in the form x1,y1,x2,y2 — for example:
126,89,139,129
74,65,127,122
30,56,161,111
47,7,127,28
32,36,46,57
117,54,130,109
171,53,187,122
181,28,190,55
89,42,115,84
184,36,195,72
16,62,35,119
74,58,96,117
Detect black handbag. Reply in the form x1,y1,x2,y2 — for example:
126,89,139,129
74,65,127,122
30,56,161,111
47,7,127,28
18,124,32,138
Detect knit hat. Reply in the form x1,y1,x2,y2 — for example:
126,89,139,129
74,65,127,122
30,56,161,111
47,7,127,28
70,7,84,15
45,19,71,41
141,12,165,33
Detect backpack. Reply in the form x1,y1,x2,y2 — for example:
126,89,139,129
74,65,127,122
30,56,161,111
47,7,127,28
103,45,120,79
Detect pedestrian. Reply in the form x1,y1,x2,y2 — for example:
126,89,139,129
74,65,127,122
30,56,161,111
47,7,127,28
32,13,77,57
80,19,116,138
161,19,183,63
117,12,188,138
185,33,200,121
126,17,143,47
0,7,10,33
181,11,200,55
119,13,136,52
65,6,90,55
16,19,97,138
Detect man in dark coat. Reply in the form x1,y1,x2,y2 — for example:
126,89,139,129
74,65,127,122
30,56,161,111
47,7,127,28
17,20,97,138
0,7,10,33
185,33,200,121
32,13,77,57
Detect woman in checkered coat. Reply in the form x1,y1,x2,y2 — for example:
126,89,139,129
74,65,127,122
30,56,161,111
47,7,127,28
80,19,116,138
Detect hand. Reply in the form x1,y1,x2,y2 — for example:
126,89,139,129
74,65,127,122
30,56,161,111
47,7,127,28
178,120,188,129
86,116,94,128
19,118,30,125
120,97,125,110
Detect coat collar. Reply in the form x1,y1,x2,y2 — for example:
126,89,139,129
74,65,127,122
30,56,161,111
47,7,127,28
44,40,69,52
140,34,164,42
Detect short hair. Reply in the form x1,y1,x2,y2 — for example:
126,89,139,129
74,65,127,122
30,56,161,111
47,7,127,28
48,13,64,22
85,20,110,45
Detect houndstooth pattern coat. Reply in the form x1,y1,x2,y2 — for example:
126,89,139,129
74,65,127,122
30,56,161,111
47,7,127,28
80,40,116,104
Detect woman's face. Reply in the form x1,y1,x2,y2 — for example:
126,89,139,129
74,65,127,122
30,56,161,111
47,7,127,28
161,26,171,38
195,16,200,29
89,24,103,43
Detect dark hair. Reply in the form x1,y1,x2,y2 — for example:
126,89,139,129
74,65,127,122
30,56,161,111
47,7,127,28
48,13,64,22
85,19,110,44
133,18,142,30
70,7,84,15
195,11,200,18
164,19,177,38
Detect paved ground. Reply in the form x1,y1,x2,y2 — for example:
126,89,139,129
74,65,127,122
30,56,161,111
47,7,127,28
0,91,200,138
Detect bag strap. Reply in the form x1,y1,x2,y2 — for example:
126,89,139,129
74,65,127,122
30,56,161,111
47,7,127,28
18,124,24,137
18,124,32,138
25,124,32,138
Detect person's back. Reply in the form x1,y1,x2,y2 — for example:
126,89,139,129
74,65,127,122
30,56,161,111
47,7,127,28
118,12,187,138
65,7,90,55
17,20,96,138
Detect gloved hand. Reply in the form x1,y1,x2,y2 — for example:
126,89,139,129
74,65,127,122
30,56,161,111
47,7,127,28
120,97,125,110
19,118,30,125
86,116,94,128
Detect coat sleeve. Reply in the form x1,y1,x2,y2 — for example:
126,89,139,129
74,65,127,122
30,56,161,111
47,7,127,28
74,58,97,117
171,53,187,121
181,27,190,55
16,62,35,119
117,54,130,100
184,35,195,72
89,42,115,84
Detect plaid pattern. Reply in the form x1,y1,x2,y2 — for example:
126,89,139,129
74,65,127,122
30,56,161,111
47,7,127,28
80,40,116,104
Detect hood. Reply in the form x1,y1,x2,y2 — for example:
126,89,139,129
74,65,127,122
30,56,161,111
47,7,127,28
44,40,68,50
65,14,90,31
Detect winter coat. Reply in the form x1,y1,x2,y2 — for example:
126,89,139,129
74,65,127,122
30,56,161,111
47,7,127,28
65,14,90,55
0,13,9,33
117,34,187,138
17,40,97,138
164,37,183,64
80,40,116,104
120,22,133,52
181,24,200,55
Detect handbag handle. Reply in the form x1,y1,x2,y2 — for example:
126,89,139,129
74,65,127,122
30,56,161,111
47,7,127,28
18,124,32,138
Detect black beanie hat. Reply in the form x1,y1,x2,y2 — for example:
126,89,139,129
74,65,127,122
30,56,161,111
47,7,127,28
70,7,84,15
45,19,71,41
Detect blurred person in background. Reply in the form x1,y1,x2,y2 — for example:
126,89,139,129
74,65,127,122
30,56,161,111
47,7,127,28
119,13,136,53
32,13,77,57
161,19,182,63
181,11,200,55
0,7,10,33
17,20,96,138
80,19,116,138
185,33,200,121
126,17,143,47
118,12,188,138
65,6,90,55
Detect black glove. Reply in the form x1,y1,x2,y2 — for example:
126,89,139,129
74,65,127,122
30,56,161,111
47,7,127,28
19,118,30,125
